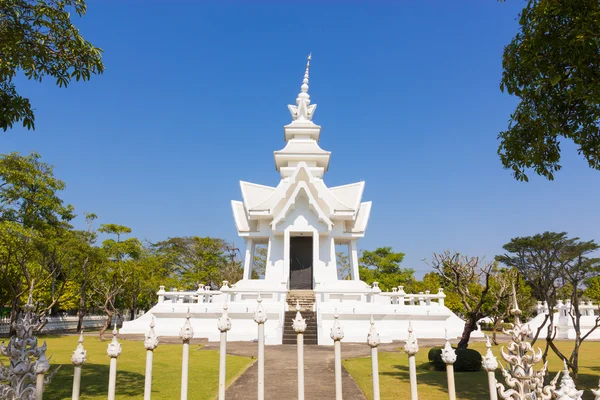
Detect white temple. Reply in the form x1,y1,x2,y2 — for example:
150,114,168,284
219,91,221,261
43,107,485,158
121,55,469,344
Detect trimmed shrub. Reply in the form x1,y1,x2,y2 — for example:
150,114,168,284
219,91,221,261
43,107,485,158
427,346,482,372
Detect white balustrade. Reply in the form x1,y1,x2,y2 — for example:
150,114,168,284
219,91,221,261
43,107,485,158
440,330,457,400
367,315,380,400
330,309,344,400
403,322,419,400
253,293,267,400
179,310,193,400
292,300,307,400
106,325,122,400
71,331,86,400
217,303,232,400
144,318,159,400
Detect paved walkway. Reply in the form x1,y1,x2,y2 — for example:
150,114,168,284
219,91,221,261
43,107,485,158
206,342,379,400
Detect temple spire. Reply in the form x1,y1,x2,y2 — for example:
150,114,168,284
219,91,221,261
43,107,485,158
289,53,316,122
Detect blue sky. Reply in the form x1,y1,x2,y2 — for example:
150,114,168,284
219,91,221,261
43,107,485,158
3,1,599,276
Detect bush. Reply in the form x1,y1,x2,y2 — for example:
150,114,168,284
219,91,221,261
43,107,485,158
428,346,482,372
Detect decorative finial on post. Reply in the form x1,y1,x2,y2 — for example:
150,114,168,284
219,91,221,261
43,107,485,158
554,360,583,400
293,306,307,334
510,281,521,325
403,322,419,356
330,309,344,341
441,329,456,364
218,303,232,333
144,317,159,351
367,314,380,348
296,299,301,312
253,293,267,324
107,324,122,358
592,379,600,400
72,330,87,366
180,309,194,342
482,336,498,372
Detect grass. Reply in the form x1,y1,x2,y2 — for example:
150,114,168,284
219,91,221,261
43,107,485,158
1,335,254,400
344,341,600,400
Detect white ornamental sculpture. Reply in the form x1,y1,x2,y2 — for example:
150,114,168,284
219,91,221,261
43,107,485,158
554,361,583,400
496,285,560,400
180,310,194,342
292,301,307,334
592,380,600,400
0,292,59,399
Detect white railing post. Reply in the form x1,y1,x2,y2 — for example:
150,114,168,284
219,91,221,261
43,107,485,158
217,303,232,400
143,318,159,400
179,310,193,400
253,293,267,400
106,325,122,400
292,300,307,400
367,315,380,400
440,330,457,400
403,322,419,400
482,336,498,400
330,309,344,400
71,331,86,400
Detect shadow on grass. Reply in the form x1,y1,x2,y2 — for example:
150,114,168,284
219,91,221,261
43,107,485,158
381,363,491,400
45,363,144,399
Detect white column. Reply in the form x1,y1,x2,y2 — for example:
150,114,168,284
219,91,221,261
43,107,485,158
217,303,232,400
292,300,307,400
243,238,254,280
144,318,159,400
253,294,268,400
350,240,359,281
71,331,87,400
482,336,498,400
283,230,291,288
440,330,457,400
179,310,194,400
330,309,344,400
106,325,122,400
403,322,419,400
367,315,380,400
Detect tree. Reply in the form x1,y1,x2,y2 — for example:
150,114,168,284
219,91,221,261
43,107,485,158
0,152,75,334
497,231,600,379
336,251,351,280
426,251,512,349
585,275,600,303
252,246,267,279
0,0,104,131
359,247,413,291
498,0,600,181
92,223,142,338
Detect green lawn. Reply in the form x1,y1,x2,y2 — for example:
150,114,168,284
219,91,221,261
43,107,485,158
1,335,253,400
343,341,600,400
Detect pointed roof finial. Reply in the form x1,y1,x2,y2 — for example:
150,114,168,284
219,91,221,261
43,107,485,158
301,53,312,94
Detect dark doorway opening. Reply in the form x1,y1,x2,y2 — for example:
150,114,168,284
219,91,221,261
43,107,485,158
289,236,313,290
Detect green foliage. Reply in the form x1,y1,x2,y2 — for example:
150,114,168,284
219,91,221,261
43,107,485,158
358,247,414,291
427,346,482,372
0,0,104,131
585,276,600,303
499,0,600,181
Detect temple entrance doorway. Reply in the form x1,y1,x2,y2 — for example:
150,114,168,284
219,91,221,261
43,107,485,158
289,236,313,290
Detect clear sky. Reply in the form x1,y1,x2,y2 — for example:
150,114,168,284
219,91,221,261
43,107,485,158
3,1,599,276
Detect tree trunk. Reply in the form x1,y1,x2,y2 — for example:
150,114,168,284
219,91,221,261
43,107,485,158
76,294,86,333
457,318,477,349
